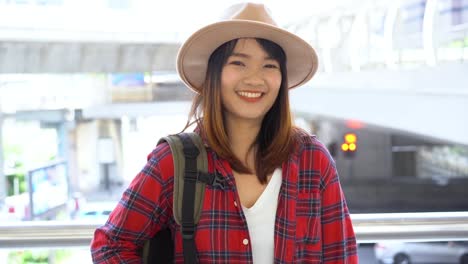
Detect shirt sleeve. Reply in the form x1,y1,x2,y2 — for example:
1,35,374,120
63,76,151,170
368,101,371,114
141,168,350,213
90,144,173,263
318,143,359,263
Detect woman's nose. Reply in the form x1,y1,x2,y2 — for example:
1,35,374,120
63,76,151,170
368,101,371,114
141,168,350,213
243,69,265,86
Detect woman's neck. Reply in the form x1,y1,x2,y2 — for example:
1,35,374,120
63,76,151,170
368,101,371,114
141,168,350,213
225,117,261,169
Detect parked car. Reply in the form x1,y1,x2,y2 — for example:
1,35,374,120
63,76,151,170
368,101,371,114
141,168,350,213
375,241,468,264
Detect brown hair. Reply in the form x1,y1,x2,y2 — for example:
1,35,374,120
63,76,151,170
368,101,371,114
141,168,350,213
183,38,297,184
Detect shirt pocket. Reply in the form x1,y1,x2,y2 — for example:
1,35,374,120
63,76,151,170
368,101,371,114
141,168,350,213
295,190,321,261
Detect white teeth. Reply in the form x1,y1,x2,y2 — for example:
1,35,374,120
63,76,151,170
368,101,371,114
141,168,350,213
237,91,262,98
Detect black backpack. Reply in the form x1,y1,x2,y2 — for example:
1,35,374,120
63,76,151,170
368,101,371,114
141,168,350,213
141,133,225,263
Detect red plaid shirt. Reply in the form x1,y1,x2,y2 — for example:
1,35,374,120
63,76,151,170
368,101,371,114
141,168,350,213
91,130,358,263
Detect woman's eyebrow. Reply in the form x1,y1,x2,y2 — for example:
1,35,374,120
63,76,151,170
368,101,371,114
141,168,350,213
230,52,276,61
230,52,250,58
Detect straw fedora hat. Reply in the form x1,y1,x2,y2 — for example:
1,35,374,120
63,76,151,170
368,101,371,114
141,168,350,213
176,2,318,93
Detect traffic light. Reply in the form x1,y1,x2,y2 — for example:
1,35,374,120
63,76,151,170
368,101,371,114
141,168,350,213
341,132,357,158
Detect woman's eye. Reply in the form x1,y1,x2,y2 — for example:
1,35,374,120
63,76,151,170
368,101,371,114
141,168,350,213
265,64,279,69
229,60,245,66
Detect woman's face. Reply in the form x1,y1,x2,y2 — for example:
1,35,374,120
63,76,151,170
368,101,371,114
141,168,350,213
220,38,282,125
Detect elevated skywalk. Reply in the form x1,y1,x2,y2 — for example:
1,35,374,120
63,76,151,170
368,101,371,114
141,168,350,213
1,0,467,145
291,63,468,146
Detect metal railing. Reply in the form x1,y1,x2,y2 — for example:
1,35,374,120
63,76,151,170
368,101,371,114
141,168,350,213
1,212,468,249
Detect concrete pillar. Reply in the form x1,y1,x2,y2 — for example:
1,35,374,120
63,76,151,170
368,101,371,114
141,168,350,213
56,121,75,198
57,122,68,160
0,111,5,204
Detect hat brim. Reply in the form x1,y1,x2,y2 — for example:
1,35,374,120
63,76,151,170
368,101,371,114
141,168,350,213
177,20,318,93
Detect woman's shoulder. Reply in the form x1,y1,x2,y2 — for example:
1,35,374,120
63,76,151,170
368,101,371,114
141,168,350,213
148,133,208,180
149,140,172,160
293,127,333,161
293,127,324,149
145,141,175,181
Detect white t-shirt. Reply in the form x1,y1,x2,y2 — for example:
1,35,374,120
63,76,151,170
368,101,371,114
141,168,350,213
242,168,282,264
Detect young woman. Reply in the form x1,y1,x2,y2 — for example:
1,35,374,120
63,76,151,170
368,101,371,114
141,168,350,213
91,3,358,263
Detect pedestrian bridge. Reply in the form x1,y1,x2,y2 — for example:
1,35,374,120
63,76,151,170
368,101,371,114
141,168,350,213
1,2,468,146
291,63,468,146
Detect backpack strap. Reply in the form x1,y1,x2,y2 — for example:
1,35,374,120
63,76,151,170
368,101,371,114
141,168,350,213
157,132,215,263
179,133,201,264
159,133,209,226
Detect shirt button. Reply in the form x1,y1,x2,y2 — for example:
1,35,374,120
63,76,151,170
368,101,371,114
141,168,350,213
243,238,249,245
234,201,238,207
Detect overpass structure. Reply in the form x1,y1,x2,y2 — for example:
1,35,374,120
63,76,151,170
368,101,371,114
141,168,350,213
292,63,468,146
1,0,467,147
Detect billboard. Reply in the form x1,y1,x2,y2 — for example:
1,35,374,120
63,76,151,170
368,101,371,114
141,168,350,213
28,161,68,218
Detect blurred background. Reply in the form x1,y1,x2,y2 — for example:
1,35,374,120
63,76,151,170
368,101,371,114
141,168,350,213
0,0,467,263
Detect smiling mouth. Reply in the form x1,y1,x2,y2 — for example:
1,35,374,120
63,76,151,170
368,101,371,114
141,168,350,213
237,91,263,98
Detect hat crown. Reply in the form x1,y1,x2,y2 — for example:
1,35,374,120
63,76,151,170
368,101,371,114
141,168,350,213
177,2,318,93
220,3,277,26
